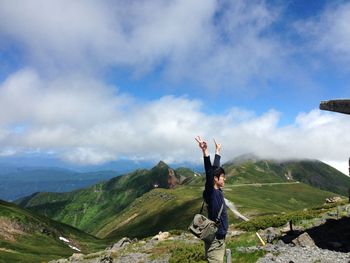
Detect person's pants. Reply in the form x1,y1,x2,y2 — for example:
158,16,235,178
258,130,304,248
205,237,226,263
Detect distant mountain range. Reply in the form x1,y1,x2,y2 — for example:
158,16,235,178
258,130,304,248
15,157,350,239
0,157,202,201
0,167,119,201
2,155,350,262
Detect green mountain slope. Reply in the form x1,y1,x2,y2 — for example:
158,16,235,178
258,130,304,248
223,157,350,195
224,160,289,184
16,158,349,239
16,161,189,234
0,200,107,263
281,160,350,195
97,182,336,240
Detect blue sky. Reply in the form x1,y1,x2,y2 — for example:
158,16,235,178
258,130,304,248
1,0,350,173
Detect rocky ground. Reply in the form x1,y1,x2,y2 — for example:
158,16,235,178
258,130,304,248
237,241,350,263
49,232,197,263
50,227,350,263
244,211,350,263
257,244,350,263
50,204,350,263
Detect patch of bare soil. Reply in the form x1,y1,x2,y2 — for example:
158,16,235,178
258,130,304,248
0,217,25,241
117,213,138,229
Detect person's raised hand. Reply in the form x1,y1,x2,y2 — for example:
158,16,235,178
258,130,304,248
195,136,207,151
214,138,221,154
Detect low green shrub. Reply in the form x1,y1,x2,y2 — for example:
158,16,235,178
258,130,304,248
237,210,321,231
168,229,184,236
312,200,348,210
169,242,206,263
226,232,266,262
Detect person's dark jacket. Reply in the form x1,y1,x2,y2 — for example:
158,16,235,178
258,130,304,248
202,154,228,239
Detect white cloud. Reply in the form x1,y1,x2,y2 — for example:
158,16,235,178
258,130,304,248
0,69,129,127
0,68,350,169
0,1,214,70
63,147,117,165
295,2,350,63
322,160,348,176
0,1,349,170
0,0,287,88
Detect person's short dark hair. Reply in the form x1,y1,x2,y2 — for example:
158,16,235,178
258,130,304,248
213,166,225,179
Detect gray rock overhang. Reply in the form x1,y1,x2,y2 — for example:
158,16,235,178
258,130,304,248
319,99,350,115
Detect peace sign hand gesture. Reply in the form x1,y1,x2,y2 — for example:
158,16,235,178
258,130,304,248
195,136,207,150
195,136,209,157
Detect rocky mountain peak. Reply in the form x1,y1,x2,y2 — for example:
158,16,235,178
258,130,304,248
154,161,168,169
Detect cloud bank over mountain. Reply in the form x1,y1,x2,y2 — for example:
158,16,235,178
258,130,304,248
0,69,349,174
0,1,350,174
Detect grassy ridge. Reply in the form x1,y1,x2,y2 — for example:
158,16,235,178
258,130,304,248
223,182,338,216
223,159,350,195
98,183,335,240
16,162,173,234
185,159,350,196
0,200,107,263
15,158,349,239
224,161,289,184
282,160,350,195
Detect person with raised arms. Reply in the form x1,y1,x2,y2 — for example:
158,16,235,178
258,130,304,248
195,136,228,263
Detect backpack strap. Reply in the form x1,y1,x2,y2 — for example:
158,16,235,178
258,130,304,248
215,203,224,225
200,200,224,224
199,201,205,214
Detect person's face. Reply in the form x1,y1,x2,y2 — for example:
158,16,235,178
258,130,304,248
214,173,225,188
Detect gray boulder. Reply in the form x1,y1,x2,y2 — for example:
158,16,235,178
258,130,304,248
260,227,281,243
109,237,132,251
292,232,315,247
